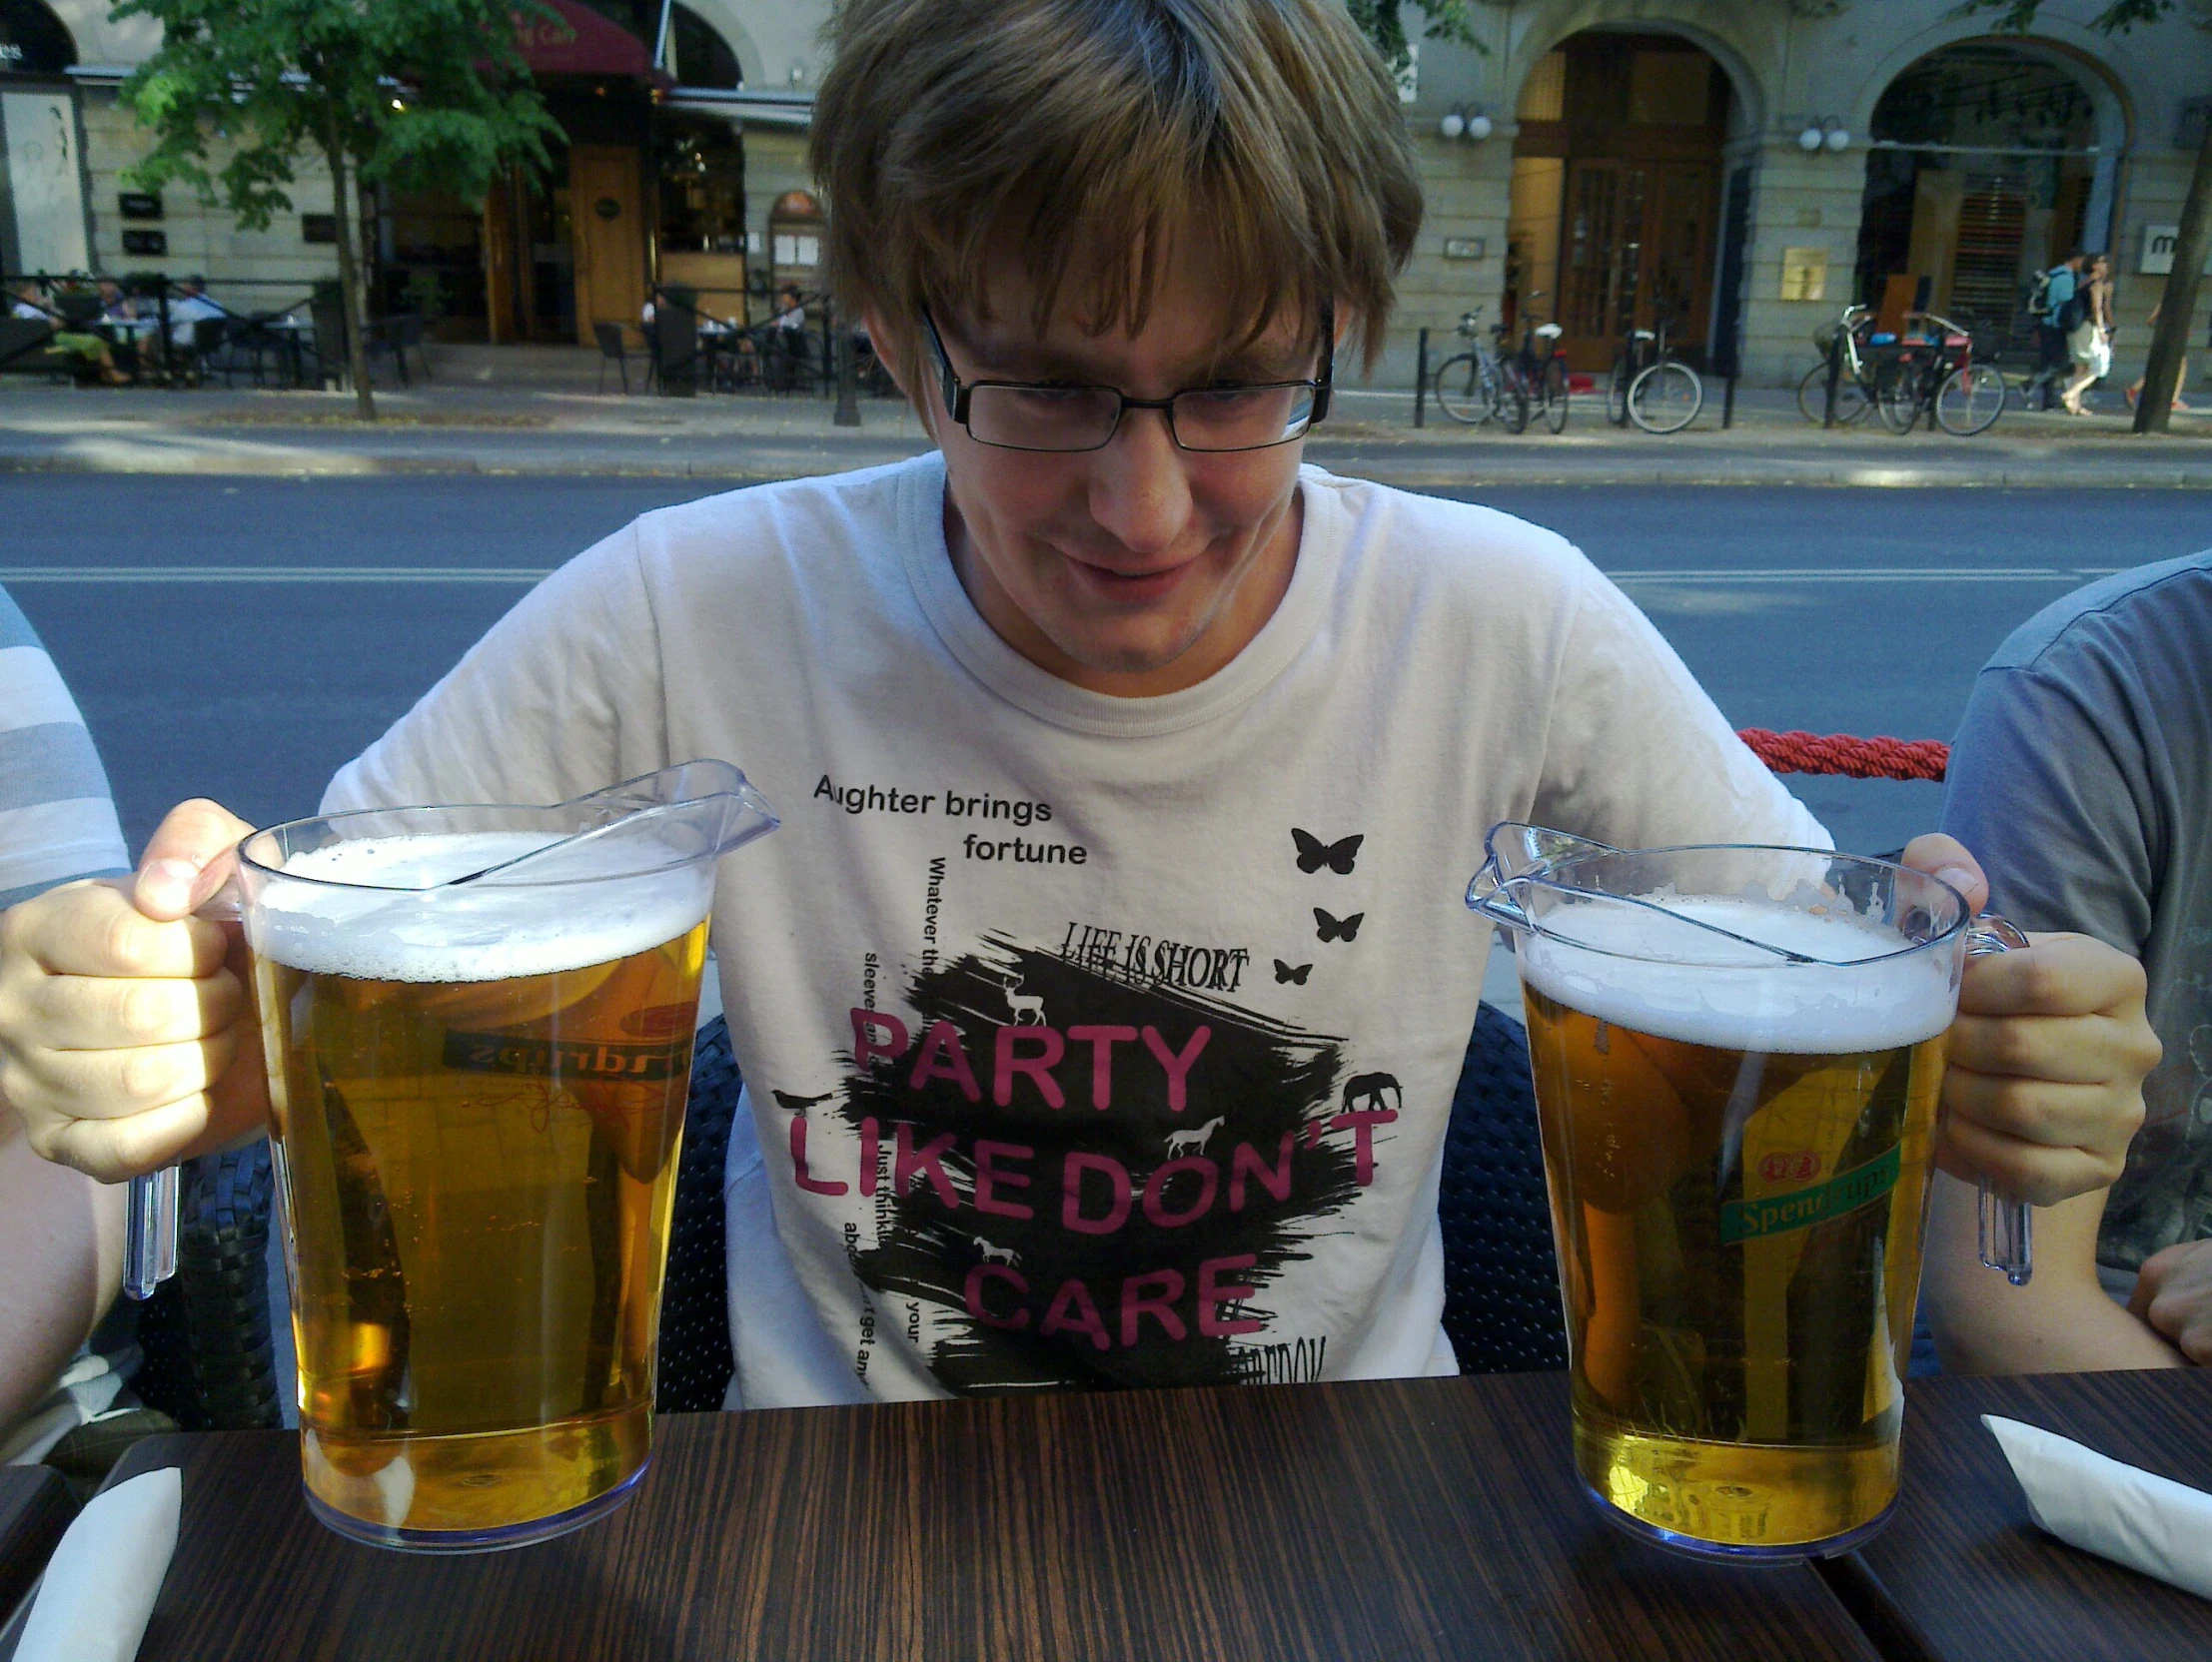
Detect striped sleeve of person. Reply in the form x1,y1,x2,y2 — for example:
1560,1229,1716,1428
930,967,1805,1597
0,585,130,911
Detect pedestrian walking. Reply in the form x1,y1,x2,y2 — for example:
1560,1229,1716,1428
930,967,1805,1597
2029,251,2087,411
2059,253,2113,416
2125,299,2192,414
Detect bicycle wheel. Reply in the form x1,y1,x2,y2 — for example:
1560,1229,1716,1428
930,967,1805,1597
1873,359,1924,433
1933,362,2006,436
1499,374,1531,434
1796,363,1869,425
1606,355,1632,426
1541,357,1570,433
1628,361,1702,433
1433,353,1498,425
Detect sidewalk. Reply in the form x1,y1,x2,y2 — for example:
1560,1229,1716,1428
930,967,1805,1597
3,344,2204,487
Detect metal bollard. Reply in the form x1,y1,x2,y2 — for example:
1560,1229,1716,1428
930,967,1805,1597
1414,327,1428,429
1822,328,1843,429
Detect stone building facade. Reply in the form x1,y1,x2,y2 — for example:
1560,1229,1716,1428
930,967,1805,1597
7,0,2205,383
1398,0,2209,388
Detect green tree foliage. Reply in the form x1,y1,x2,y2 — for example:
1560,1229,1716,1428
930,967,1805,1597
113,0,561,417
1952,0,2207,432
1348,0,1481,73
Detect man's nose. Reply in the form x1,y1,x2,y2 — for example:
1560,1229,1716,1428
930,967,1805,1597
1087,407,1194,556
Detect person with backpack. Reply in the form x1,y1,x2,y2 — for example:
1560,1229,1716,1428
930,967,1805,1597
2030,251,2089,412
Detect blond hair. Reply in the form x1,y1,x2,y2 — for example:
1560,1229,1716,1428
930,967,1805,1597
811,0,1422,397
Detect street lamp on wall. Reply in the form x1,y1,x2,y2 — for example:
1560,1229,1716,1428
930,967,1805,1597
1439,104,1493,143
1798,118,1850,153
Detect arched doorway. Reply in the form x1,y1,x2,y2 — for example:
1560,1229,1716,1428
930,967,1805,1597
1853,40,2123,346
1507,31,1741,373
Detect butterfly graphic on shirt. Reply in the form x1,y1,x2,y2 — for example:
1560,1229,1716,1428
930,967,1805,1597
1292,829,1363,875
1273,959,1313,985
1313,908,1364,944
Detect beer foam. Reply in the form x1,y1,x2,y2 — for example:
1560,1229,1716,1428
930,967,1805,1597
249,832,712,983
1517,896,1955,1054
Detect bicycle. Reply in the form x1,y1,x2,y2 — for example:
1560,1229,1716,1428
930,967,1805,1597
1431,308,1506,425
1796,305,1876,425
1501,295,1569,434
1607,304,1703,434
1871,312,2005,436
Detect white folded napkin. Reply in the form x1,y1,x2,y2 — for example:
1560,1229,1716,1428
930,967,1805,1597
11,1466,181,1662
1984,1414,2212,1602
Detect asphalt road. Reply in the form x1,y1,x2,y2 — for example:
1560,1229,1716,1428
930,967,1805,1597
7,475,2207,857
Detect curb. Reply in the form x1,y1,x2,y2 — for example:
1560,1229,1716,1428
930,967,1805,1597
0,436,2204,489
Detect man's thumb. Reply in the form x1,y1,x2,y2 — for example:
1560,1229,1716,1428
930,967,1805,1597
133,799,255,922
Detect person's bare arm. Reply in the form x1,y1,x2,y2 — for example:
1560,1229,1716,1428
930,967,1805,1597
1923,1172,2184,1374
0,1096,125,1431
2130,1239,2212,1363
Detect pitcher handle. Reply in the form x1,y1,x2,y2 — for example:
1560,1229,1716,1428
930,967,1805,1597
124,879,243,1299
1964,914,2033,1286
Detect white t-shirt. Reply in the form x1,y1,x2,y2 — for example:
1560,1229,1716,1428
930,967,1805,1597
326,454,1821,1407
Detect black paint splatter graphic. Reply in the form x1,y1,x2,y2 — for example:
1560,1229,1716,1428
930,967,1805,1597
825,937,1376,1393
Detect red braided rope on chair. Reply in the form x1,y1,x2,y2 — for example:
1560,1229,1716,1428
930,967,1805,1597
1735,728,1950,783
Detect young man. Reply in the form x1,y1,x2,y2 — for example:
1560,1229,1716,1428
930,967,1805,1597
0,584,131,1457
2032,252,2088,412
0,0,2159,1406
1930,552,2212,1371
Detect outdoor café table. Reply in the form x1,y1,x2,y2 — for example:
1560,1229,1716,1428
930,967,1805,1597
35,1373,1887,1662
1834,1364,2212,1662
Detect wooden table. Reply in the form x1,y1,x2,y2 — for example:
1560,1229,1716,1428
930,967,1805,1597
94,1374,1881,1662
1838,1366,2212,1662
0,1466,75,1637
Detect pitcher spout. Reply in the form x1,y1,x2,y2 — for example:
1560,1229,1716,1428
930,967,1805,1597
1466,822,1620,935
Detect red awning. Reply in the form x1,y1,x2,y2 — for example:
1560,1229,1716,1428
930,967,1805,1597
516,0,653,79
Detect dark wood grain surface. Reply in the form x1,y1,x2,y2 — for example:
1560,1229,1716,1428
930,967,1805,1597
0,1464,75,1635
105,1373,1883,1662
1853,1366,2212,1662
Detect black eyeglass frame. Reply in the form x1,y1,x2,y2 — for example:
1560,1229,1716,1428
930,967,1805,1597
918,302,1335,453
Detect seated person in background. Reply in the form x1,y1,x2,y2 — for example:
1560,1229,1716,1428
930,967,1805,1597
769,284,806,331
0,0,2164,1409
0,584,133,1462
1929,551,2212,1371
165,276,228,349
7,280,129,386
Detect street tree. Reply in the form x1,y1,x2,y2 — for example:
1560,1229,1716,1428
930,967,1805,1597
113,0,560,419
1957,0,2209,432
1349,1,1481,75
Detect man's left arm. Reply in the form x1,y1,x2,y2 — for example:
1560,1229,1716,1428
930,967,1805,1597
2131,1240,2212,1363
1908,829,2161,1209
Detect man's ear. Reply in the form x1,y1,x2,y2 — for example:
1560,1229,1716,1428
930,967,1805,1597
862,304,937,437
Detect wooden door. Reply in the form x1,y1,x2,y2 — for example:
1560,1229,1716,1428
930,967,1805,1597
1557,159,1717,372
569,145,645,349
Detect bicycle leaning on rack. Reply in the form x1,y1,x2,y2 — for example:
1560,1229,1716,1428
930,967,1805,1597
1870,312,2006,435
1605,303,1702,434
1431,307,1507,426
1498,295,1570,434
1796,304,2004,435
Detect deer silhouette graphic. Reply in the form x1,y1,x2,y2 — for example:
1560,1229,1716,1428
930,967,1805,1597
1000,972,1047,1026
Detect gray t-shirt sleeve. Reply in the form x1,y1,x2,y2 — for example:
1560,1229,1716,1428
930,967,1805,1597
1939,662,2154,955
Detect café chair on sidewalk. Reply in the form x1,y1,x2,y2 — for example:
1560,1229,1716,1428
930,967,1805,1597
594,321,654,396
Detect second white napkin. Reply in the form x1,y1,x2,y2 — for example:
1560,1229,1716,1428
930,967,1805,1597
11,1465,181,1662
1984,1414,2212,1603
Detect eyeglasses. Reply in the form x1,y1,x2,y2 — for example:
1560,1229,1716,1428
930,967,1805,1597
919,305,1333,453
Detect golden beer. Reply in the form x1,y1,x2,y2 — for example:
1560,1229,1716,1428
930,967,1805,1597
249,831,711,1550
1518,897,1950,1557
